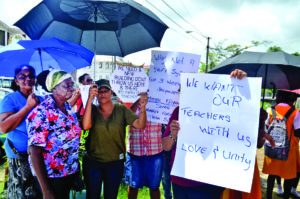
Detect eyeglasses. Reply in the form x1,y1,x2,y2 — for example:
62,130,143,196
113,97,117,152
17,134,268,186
98,89,110,94
86,79,93,83
17,74,35,80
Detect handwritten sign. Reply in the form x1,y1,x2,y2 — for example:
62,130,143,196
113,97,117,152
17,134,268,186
110,65,149,103
147,50,200,124
80,85,99,108
171,73,262,193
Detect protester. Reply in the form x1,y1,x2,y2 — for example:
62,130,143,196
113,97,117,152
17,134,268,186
0,65,42,198
263,89,300,199
27,70,81,199
125,93,163,199
162,69,247,199
81,79,147,199
69,73,93,115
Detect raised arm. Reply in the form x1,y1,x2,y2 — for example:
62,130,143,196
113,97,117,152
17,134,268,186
82,84,98,130
0,93,39,133
68,89,81,106
132,93,148,129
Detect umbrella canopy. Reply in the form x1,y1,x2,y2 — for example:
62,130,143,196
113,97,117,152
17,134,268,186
209,51,300,90
0,37,94,77
14,0,168,57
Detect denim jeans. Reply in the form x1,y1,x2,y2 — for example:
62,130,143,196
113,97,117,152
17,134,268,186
172,182,224,199
83,155,124,199
162,151,172,199
125,152,163,189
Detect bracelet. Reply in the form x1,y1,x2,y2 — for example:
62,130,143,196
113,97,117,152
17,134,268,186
170,133,177,142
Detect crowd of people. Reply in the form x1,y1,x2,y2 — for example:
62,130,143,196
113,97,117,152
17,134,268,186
1,65,300,199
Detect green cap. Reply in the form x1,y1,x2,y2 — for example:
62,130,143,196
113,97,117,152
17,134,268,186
95,79,111,90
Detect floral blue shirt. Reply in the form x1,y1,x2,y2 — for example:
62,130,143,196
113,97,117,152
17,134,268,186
26,95,81,178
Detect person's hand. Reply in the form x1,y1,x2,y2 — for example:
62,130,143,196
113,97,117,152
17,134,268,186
75,89,81,97
117,97,124,104
265,133,276,149
170,120,180,140
138,92,148,108
88,84,98,100
230,69,247,80
26,93,39,109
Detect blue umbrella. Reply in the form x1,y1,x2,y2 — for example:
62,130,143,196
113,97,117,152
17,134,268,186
14,0,168,57
0,37,94,77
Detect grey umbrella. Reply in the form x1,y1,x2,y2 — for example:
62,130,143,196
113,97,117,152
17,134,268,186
209,51,300,105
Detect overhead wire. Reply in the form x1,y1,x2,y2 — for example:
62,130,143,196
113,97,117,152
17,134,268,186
161,0,208,39
177,0,193,21
141,0,207,47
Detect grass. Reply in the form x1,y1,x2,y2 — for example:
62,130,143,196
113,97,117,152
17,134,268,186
0,134,297,198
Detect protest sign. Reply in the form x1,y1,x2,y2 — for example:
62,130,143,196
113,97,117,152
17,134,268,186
147,50,200,124
110,65,149,103
80,85,99,108
171,73,262,193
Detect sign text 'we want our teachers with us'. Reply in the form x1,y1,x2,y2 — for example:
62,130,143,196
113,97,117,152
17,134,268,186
171,73,262,193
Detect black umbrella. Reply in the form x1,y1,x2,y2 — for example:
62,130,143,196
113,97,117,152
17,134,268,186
209,51,300,106
14,0,168,57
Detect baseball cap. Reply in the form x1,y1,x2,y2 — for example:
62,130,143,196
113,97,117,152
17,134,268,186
95,79,111,90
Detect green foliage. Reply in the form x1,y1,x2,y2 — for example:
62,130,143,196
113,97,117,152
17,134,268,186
208,40,270,70
292,52,300,56
267,45,283,52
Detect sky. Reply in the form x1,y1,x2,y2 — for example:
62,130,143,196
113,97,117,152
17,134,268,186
1,0,300,65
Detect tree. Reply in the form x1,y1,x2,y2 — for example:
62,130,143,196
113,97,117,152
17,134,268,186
208,40,269,70
267,45,283,52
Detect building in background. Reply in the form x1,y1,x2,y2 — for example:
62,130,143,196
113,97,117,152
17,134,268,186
0,20,26,47
73,55,117,86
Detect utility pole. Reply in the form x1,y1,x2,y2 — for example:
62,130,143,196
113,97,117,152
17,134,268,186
205,37,210,73
186,30,210,73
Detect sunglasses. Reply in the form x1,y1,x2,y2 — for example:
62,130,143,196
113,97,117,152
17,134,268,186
98,89,110,94
17,74,35,80
86,79,93,83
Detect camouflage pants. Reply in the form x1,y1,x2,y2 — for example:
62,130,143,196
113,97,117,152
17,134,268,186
6,158,42,199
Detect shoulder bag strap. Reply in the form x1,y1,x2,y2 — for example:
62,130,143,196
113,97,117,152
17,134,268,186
283,106,296,142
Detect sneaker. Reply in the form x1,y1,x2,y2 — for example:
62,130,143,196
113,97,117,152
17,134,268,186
277,184,283,196
291,191,300,198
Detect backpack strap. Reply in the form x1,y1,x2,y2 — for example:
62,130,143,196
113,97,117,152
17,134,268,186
271,106,276,122
282,106,295,122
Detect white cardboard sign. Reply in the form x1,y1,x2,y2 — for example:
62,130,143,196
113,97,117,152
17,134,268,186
80,85,99,108
171,73,262,193
110,65,149,103
147,50,200,124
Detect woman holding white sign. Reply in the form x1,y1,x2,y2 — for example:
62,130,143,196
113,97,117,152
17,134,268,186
81,79,148,199
162,69,247,199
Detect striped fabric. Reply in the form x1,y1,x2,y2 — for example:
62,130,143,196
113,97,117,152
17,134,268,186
127,108,163,156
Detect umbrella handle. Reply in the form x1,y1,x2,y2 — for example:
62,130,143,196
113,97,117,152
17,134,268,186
261,64,269,108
